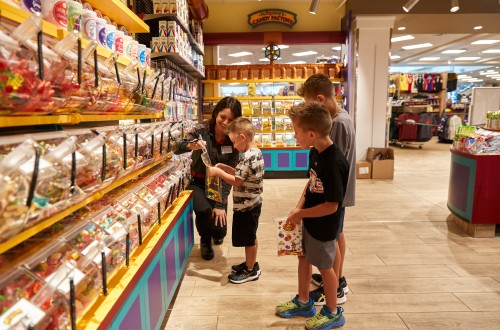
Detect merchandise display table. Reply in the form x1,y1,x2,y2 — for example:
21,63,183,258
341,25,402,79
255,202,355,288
448,149,500,237
78,191,194,329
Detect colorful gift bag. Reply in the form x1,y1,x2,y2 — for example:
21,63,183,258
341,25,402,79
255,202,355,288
276,217,303,256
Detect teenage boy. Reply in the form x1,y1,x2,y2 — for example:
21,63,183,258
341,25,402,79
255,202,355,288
275,102,348,330
208,117,264,284
298,73,356,304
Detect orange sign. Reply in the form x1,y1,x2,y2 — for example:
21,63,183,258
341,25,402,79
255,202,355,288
248,9,297,29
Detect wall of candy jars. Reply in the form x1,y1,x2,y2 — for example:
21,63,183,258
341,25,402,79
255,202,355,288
0,1,200,328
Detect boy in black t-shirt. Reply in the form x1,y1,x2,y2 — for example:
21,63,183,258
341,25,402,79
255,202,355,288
275,102,348,330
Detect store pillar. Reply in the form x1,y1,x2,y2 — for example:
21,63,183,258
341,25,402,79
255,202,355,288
349,16,395,161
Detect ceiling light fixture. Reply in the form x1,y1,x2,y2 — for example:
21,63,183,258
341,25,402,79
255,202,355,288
419,57,440,61
391,35,415,42
455,57,481,61
482,49,500,53
390,55,401,60
474,26,483,30
402,43,433,50
332,46,341,50
309,0,320,14
471,40,500,45
292,51,318,56
403,0,419,12
441,49,466,54
288,61,307,64
231,61,251,65
398,26,406,31
450,0,459,12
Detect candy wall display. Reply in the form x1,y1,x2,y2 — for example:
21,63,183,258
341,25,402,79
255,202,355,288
276,217,303,256
119,192,155,236
93,127,125,183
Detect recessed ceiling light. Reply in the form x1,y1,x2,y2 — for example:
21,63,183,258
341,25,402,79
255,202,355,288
482,49,500,53
455,57,481,60
441,49,466,54
471,40,500,45
228,52,252,57
260,45,289,51
259,58,270,62
391,35,415,42
457,75,471,79
287,61,307,64
231,61,251,65
402,43,433,50
485,72,500,76
228,83,241,85
292,51,318,57
419,57,440,61
390,55,401,59
332,46,341,50
474,26,483,30
397,26,406,31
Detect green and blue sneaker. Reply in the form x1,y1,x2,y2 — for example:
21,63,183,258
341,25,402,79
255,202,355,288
276,295,317,318
305,306,345,330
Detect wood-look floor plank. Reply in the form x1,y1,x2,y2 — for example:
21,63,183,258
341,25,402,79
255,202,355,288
399,311,500,330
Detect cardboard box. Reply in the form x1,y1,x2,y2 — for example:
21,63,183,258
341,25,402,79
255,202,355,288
366,147,394,179
356,160,371,179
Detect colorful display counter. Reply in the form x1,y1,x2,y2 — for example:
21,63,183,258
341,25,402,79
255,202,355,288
78,191,194,329
262,147,309,178
448,149,500,237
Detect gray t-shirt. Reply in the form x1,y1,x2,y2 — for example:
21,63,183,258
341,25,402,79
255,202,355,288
331,109,356,207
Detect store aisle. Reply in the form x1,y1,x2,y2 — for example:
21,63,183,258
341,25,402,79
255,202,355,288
164,138,500,329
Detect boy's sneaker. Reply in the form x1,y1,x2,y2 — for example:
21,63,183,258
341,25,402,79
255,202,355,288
309,285,326,306
231,261,261,275
311,273,323,287
337,287,347,305
228,263,260,284
305,306,345,330
339,276,350,294
276,295,317,318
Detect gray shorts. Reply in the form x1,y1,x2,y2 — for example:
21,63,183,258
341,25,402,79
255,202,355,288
302,226,337,269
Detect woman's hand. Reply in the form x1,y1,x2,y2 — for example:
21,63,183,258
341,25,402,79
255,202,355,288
188,139,207,151
212,208,227,227
208,166,223,177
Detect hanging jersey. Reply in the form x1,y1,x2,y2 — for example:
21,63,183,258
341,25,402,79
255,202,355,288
415,74,424,92
424,74,434,92
399,73,409,92
407,74,414,93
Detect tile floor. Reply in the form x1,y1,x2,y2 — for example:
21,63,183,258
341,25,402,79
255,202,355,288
164,138,500,329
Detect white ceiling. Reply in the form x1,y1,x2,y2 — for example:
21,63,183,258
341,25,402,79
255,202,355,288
209,0,500,84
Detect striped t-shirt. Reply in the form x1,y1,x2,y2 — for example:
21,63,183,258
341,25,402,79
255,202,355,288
233,148,264,211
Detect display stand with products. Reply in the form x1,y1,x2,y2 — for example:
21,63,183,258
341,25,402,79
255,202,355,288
202,64,343,177
0,1,200,328
447,127,500,237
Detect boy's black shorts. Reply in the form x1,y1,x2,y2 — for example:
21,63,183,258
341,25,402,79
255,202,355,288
232,203,262,247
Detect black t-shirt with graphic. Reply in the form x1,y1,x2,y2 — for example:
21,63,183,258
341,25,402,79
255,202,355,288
303,144,349,241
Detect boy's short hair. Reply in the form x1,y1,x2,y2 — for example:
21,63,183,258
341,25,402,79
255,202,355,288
288,102,332,137
227,117,255,140
297,73,334,98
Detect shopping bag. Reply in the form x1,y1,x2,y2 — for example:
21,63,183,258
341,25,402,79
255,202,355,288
276,217,303,256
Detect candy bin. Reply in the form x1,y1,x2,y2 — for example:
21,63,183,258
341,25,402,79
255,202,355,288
0,267,70,329
120,125,139,175
22,241,101,320
84,54,122,114
146,175,169,213
0,21,53,116
31,133,85,218
152,123,166,160
65,129,107,194
117,192,153,243
93,126,125,183
106,202,140,258
0,138,36,243
132,183,161,226
135,124,155,167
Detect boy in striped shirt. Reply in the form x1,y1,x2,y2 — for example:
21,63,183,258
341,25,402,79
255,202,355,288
208,117,264,284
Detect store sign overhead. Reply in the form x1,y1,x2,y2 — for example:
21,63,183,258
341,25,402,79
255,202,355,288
248,9,297,29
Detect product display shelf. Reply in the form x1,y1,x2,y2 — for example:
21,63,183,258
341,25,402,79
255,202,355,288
77,191,193,329
0,156,170,254
203,96,302,101
448,147,500,237
0,1,59,37
203,78,343,84
142,13,204,55
85,0,149,33
0,2,141,68
151,52,204,78
0,112,165,128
